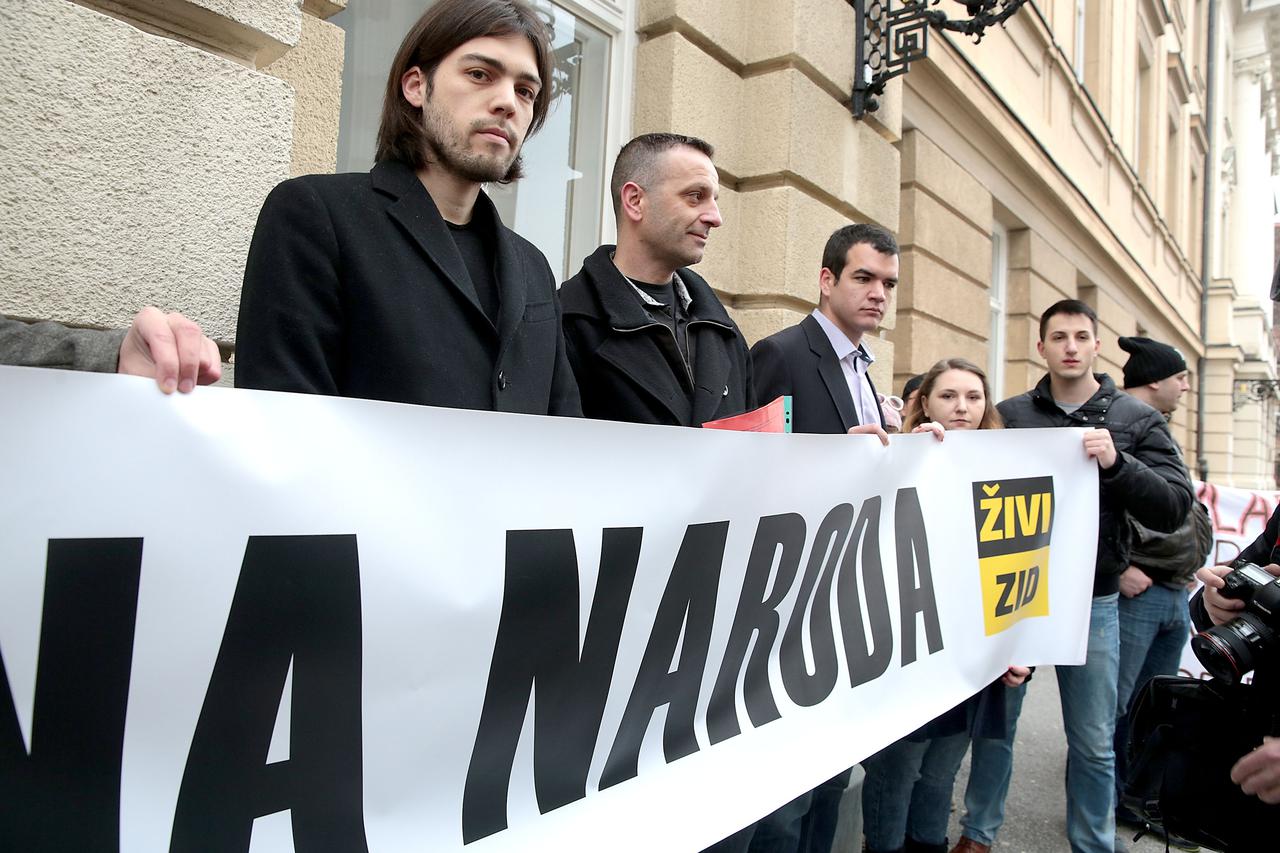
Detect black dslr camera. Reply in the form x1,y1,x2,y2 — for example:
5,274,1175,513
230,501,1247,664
1191,562,1280,686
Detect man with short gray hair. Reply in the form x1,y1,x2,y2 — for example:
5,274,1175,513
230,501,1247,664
559,133,754,426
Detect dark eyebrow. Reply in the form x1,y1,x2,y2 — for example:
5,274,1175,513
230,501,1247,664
459,52,542,88
852,267,898,285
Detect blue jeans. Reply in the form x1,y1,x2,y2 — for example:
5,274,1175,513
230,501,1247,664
747,770,852,853
1056,593,1120,853
861,732,970,851
957,680,1028,846
1114,584,1190,808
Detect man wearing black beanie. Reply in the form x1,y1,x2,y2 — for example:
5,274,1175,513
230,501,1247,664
1112,336,1210,849
1119,336,1190,412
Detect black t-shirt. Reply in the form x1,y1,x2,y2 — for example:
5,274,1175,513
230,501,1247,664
447,219,500,326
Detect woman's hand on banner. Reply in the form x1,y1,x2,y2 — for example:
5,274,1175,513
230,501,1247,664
1002,666,1031,687
911,422,945,442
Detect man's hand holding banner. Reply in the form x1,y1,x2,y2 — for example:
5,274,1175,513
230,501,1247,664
0,366,1099,852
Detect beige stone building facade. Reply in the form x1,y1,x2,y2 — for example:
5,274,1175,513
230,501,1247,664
889,0,1280,489
2,0,1278,486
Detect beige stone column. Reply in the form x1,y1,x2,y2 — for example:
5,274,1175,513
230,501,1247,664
892,130,993,393
1001,231,1076,400
1230,300,1278,489
632,0,901,389
1203,279,1242,482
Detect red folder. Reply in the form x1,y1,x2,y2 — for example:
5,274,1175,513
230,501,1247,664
702,396,792,433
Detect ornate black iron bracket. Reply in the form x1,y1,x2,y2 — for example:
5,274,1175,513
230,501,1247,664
850,0,1030,118
1233,378,1280,411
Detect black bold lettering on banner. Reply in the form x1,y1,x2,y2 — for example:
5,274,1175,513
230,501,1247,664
895,488,944,665
169,535,367,853
994,573,1017,616
781,504,853,707
1021,565,1040,606
461,527,642,843
0,538,142,853
836,498,893,688
599,521,729,790
707,513,805,744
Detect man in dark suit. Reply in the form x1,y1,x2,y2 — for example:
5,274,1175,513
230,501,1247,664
235,0,579,417
559,133,754,427
741,222,900,853
751,223,896,439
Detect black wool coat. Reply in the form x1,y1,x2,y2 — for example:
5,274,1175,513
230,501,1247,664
235,160,581,417
997,373,1193,596
750,313,886,435
559,245,755,427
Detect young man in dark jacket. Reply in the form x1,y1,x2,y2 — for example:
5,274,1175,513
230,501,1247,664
559,133,754,427
982,300,1193,853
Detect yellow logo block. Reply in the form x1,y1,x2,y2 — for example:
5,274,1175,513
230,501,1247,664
978,546,1050,635
971,476,1054,636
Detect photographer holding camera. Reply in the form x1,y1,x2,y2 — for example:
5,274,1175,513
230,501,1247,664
1194,538,1280,806
1117,513,1280,852
1117,262,1280,851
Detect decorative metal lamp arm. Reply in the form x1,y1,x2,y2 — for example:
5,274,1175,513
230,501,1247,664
850,0,1030,118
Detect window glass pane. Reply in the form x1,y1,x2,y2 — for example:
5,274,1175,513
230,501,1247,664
989,224,1008,398
488,5,609,281
330,0,610,281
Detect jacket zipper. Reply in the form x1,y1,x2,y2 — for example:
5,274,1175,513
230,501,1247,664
612,318,734,391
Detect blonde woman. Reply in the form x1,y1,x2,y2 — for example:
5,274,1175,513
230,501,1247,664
861,359,1030,853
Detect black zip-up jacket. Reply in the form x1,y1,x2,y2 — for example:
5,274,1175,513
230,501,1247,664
559,245,755,427
997,373,1194,596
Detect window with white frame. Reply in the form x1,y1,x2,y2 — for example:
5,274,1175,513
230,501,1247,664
1135,11,1157,186
331,0,633,281
989,222,1008,400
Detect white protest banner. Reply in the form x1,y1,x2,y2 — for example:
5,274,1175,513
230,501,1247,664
1177,481,1280,680
0,365,1099,852
1196,480,1280,569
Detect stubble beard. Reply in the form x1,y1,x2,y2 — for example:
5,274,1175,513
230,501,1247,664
421,99,518,184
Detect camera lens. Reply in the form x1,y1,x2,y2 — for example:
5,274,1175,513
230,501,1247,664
1191,613,1275,685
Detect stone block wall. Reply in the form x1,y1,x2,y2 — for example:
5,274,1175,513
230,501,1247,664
0,0,344,353
890,129,992,396
633,0,901,390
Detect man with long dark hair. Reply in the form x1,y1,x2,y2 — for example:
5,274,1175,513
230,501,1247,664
236,0,579,416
